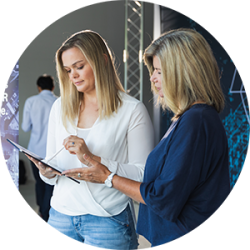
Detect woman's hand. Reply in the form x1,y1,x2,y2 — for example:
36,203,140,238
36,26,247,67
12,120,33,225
62,154,146,204
63,135,100,165
25,154,60,179
62,154,111,183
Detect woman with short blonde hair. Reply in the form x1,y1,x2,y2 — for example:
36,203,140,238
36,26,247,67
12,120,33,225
71,28,230,247
28,30,154,249
144,28,224,119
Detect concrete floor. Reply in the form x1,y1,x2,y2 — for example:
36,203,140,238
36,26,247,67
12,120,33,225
19,181,151,249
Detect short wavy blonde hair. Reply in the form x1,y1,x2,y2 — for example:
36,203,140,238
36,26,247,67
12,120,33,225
56,30,125,130
144,28,225,119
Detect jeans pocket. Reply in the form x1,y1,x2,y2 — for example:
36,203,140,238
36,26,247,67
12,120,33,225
109,206,130,227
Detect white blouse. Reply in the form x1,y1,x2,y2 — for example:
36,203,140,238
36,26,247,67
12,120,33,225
40,92,154,216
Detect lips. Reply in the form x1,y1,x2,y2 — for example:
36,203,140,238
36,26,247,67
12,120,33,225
74,80,84,85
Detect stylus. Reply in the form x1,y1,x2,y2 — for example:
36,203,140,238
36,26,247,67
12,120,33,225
43,146,65,164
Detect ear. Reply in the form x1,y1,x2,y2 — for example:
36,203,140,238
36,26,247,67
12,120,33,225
37,86,42,93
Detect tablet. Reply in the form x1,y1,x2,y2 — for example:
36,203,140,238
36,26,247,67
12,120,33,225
6,138,80,184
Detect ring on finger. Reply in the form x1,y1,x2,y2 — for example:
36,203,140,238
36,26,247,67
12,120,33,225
78,173,81,178
72,142,75,146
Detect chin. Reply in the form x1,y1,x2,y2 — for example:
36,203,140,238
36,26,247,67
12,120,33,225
76,85,86,93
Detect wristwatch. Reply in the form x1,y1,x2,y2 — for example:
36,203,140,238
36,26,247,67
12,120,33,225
104,172,116,188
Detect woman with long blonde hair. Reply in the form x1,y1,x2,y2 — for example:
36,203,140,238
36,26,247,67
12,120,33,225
68,28,231,247
27,30,154,249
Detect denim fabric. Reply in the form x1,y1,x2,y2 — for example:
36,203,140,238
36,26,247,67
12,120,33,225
48,205,138,249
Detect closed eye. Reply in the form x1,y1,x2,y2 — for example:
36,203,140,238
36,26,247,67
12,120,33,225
64,65,84,73
153,67,161,74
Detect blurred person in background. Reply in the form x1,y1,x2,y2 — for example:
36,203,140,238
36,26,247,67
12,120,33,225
22,74,57,221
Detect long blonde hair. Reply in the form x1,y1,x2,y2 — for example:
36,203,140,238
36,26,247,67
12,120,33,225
144,28,225,119
56,30,125,130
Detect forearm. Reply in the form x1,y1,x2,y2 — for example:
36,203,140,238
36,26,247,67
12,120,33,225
80,153,101,166
63,154,146,205
101,157,144,182
40,172,58,185
112,175,146,204
91,153,101,163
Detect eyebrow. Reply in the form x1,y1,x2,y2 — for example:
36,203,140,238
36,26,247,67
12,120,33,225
154,67,161,70
63,60,84,68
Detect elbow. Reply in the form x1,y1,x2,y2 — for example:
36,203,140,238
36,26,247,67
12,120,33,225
123,162,145,182
21,125,30,132
21,121,31,132
134,167,145,182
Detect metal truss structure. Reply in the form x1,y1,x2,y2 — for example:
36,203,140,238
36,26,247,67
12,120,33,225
124,0,144,101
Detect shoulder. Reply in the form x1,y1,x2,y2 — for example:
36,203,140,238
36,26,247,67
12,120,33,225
181,104,217,124
177,104,224,137
25,94,39,102
119,91,146,111
118,92,150,121
120,91,140,104
112,92,150,125
48,91,58,100
23,94,39,107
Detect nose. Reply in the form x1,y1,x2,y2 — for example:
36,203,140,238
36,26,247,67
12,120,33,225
150,70,157,83
69,68,79,79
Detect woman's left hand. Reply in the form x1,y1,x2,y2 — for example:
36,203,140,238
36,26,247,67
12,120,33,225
63,135,94,165
62,154,111,183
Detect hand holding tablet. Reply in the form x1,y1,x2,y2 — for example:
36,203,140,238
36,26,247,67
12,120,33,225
6,138,80,184
25,153,59,179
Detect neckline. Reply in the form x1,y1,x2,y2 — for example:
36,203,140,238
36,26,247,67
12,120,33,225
77,116,99,130
75,100,100,130
40,90,52,95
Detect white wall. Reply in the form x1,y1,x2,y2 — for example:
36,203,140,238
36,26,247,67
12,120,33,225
19,1,154,180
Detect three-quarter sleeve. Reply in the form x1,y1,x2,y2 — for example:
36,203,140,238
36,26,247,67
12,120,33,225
140,115,205,222
101,102,154,182
137,105,230,245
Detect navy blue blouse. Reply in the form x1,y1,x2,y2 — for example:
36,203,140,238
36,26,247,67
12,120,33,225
137,104,230,246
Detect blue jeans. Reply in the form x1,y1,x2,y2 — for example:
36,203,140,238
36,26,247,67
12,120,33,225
48,205,138,249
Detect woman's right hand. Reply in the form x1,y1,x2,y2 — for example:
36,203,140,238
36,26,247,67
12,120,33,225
25,154,60,179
